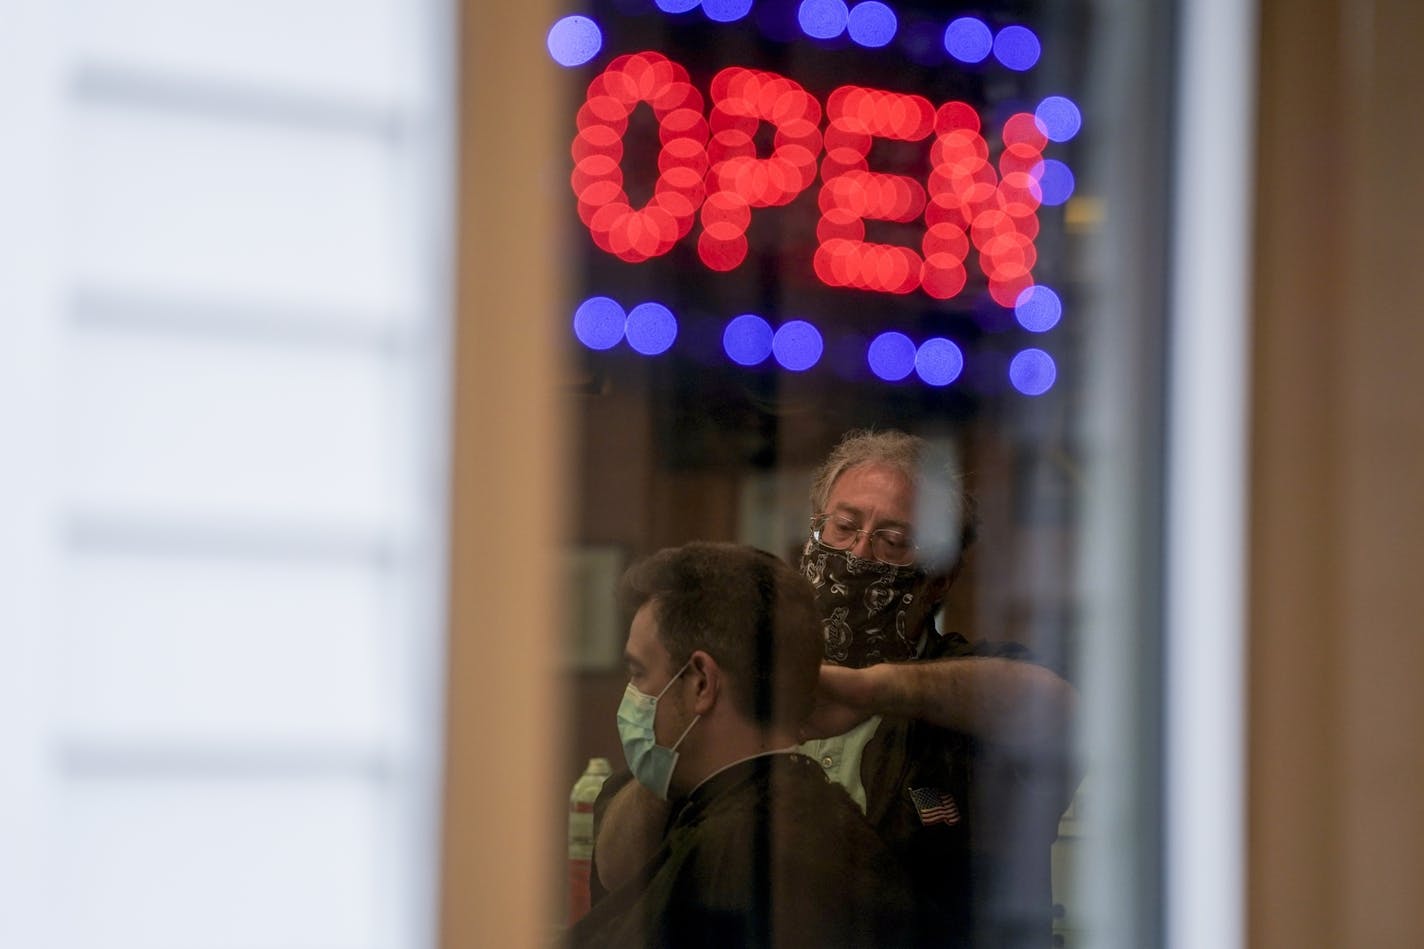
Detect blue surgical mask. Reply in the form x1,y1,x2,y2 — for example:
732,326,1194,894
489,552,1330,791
617,659,701,801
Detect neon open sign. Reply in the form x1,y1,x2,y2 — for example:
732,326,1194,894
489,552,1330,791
572,49,1070,307
548,5,1078,396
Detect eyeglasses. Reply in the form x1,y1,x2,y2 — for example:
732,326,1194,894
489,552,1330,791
811,513,917,566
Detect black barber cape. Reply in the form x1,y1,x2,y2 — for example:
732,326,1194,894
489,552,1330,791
862,632,1080,949
567,752,914,949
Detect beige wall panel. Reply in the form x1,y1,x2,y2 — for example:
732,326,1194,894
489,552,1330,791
1335,4,1424,945
1249,3,1346,943
1251,2,1424,947
443,3,568,948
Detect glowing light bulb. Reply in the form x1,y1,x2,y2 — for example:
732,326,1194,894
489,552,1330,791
994,25,1041,71
944,17,992,63
703,0,752,21
867,331,916,381
626,302,678,355
772,320,824,371
799,0,849,39
1014,285,1062,333
723,314,774,366
574,296,626,350
1034,159,1076,206
1035,96,1082,142
847,2,896,48
914,337,965,386
547,16,603,68
1009,347,1057,395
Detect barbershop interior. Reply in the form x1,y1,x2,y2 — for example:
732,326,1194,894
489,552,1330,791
0,1,1419,948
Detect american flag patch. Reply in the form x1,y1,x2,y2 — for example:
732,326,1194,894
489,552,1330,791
908,786,961,826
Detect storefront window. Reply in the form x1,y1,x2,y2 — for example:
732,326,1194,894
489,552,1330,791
550,2,1209,946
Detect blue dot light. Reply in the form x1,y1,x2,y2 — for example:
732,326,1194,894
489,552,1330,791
944,17,993,64
723,314,774,366
625,302,678,355
914,338,964,386
703,0,752,22
772,320,824,371
1035,96,1082,142
798,0,849,39
655,0,701,13
574,296,626,351
1035,159,1075,206
847,2,896,47
546,16,603,68
1009,348,1057,396
993,25,1041,71
867,331,917,381
1014,286,1062,333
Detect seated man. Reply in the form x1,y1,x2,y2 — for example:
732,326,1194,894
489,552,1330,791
567,542,914,949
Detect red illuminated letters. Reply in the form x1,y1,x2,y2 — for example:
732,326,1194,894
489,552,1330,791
699,67,821,271
571,51,1048,303
573,53,709,262
814,85,933,296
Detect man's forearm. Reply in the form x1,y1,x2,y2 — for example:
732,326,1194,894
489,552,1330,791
838,657,1077,750
593,778,669,892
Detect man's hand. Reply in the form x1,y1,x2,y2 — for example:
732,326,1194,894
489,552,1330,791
800,664,878,739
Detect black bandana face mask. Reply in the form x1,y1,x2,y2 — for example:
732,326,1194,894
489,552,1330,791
798,537,934,668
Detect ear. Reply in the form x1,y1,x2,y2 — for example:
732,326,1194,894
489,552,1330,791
921,570,953,608
923,549,969,605
684,650,721,716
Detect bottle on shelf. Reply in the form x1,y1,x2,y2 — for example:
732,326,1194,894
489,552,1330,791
567,756,612,924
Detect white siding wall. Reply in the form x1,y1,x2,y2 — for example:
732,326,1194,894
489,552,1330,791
0,1,452,946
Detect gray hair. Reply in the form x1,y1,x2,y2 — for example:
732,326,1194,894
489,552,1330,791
808,429,926,514
809,428,978,564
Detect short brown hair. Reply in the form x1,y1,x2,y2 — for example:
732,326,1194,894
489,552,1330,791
618,543,823,731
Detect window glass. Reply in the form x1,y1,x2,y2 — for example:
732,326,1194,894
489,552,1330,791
554,2,1176,946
